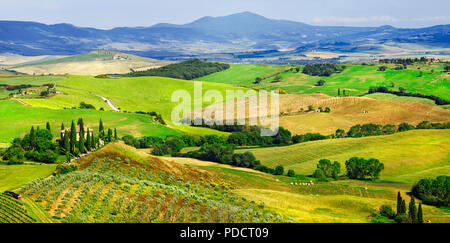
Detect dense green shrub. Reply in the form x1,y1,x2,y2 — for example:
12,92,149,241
411,175,449,207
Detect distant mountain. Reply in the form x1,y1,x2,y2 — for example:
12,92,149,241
0,12,449,60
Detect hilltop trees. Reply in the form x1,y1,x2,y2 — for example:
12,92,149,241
302,64,345,77
345,157,384,180
124,59,230,80
1,118,116,164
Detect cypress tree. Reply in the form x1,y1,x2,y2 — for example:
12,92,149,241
63,130,70,153
30,126,36,148
114,128,118,140
408,197,417,223
46,122,51,131
70,120,76,153
86,129,91,151
397,192,403,215
36,126,40,131
99,119,104,137
91,133,95,149
78,134,85,154
79,119,84,143
402,199,407,215
107,128,112,142
338,88,341,97
417,203,424,223
61,122,65,131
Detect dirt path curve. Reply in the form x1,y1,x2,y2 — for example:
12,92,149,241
91,93,121,112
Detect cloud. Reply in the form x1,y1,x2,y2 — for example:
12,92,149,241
310,16,397,24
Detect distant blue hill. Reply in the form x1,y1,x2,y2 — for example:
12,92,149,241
0,12,449,59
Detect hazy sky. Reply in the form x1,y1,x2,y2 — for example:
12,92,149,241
1,0,449,29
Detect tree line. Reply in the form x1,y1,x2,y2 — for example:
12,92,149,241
1,118,117,164
368,86,450,105
123,59,230,80
313,157,384,182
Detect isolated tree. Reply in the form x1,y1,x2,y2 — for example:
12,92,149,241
338,88,341,96
114,128,118,140
61,122,65,131
274,165,284,175
46,122,51,131
287,169,295,177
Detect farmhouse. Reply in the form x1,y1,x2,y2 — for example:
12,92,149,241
22,88,40,95
61,125,94,142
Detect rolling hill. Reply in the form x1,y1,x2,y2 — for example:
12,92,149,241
16,142,288,223
239,130,450,184
15,75,252,136
198,62,450,101
0,100,181,143
9,51,170,75
278,95,450,134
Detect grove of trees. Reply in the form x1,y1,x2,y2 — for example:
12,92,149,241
124,59,230,80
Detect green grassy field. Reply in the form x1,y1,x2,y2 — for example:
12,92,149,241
195,63,289,85
0,75,67,85
0,100,182,143
0,163,56,192
239,130,450,184
17,75,252,135
198,63,450,100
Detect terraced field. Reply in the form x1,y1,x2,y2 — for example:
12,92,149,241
19,143,287,223
0,193,36,223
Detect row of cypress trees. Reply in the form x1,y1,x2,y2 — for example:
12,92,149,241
60,118,118,162
396,192,423,223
